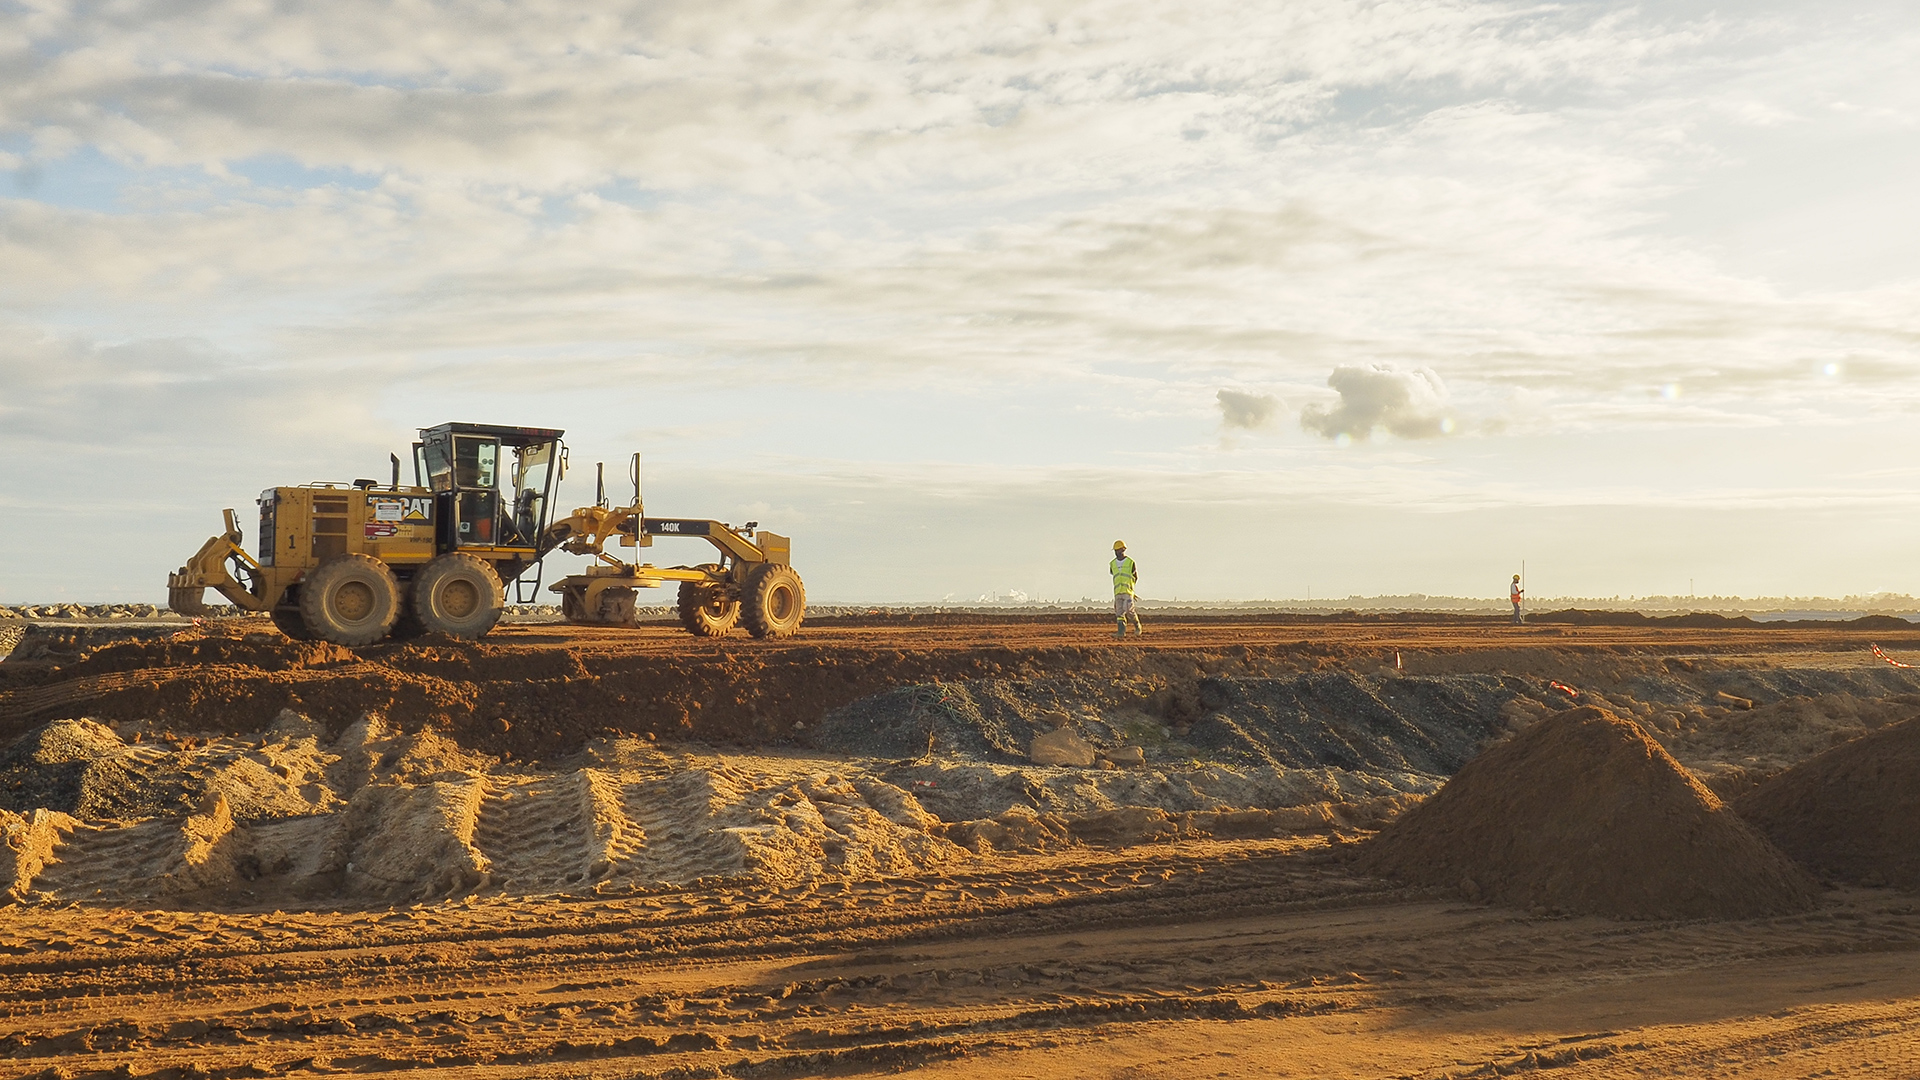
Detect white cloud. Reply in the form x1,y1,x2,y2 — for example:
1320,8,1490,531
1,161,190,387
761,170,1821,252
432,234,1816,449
1300,364,1456,440
1217,389,1281,430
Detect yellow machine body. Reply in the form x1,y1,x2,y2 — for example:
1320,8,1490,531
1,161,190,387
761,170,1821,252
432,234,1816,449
167,426,804,644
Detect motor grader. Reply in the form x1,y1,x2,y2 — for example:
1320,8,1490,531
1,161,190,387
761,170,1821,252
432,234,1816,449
167,422,805,646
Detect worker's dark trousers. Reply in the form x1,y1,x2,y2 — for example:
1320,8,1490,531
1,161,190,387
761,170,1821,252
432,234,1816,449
1512,602,1523,625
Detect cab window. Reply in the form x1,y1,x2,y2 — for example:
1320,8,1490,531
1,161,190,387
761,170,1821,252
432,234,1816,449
454,437,499,490
422,439,455,493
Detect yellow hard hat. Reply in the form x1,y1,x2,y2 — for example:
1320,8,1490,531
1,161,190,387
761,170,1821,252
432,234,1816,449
1114,540,1126,550
1513,574,1521,580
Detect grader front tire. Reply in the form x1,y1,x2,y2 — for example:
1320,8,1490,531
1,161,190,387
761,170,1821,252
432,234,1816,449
741,564,805,639
677,572,740,637
298,554,401,646
411,554,504,639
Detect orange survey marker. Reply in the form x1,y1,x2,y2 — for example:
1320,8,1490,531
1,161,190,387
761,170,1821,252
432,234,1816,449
1871,643,1914,669
1548,680,1579,698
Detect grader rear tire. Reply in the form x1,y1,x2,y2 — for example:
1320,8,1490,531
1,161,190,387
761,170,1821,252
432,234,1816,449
411,554,504,639
741,564,805,639
677,570,740,637
298,554,401,646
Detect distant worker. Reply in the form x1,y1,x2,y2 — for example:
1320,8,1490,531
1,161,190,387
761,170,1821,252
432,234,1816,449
1510,574,1524,625
1111,541,1143,639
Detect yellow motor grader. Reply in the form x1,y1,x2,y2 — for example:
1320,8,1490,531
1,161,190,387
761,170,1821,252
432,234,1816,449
167,422,804,646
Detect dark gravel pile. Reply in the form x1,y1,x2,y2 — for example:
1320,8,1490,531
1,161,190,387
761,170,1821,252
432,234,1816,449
811,678,1099,761
0,719,195,819
1183,673,1529,774
813,672,1534,776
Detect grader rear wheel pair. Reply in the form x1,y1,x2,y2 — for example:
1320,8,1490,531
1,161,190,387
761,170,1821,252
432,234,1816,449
285,553,502,646
676,563,805,640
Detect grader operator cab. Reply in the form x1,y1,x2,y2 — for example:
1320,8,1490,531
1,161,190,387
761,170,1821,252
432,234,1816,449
166,423,805,646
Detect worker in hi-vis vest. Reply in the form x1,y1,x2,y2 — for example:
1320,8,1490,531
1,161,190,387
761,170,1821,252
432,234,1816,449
1111,541,1143,639
1510,573,1524,625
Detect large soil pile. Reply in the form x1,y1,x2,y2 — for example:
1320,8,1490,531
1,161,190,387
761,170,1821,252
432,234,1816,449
1733,715,1920,889
1355,706,1816,919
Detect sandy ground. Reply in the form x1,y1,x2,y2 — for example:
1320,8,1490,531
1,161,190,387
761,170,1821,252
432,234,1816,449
3,850,1917,1078
3,615,1919,1077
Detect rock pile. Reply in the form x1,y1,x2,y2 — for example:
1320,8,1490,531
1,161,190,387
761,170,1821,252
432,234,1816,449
1356,706,1817,919
0,604,169,620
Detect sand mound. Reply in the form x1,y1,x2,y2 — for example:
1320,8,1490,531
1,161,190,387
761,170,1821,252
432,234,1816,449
160,793,254,896
1355,706,1816,919
331,779,491,901
1,807,77,901
1733,715,1920,889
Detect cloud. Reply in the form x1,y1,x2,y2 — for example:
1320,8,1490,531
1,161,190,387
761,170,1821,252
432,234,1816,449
4,0,1920,604
1300,364,1456,441
0,324,396,478
1217,389,1281,430
0,0,1690,192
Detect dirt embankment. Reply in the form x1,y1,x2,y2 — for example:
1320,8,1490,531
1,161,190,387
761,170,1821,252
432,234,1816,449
18,618,1912,768
1355,706,1817,919
0,624,1531,909
0,623,1492,760
6,620,1920,915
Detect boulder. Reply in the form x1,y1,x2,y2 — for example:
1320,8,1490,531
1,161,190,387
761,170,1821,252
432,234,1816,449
1030,727,1097,767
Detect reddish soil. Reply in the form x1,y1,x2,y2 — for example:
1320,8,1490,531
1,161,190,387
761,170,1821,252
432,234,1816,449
6,615,1918,761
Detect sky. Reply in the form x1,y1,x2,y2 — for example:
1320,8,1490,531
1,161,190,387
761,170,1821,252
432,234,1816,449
2,0,1918,604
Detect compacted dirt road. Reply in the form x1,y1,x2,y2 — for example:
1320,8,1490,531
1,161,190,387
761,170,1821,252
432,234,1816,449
4,841,1918,1078
3,613,1919,1077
